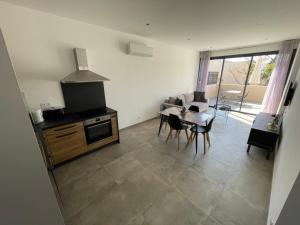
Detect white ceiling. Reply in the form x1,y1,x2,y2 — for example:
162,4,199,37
2,0,300,51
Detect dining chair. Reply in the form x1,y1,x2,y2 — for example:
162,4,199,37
166,114,189,150
188,105,199,112
215,103,231,123
237,92,249,102
162,115,168,130
188,114,216,154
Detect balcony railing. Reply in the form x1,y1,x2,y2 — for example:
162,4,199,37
207,84,267,114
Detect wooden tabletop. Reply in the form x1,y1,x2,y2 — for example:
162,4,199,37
159,107,212,125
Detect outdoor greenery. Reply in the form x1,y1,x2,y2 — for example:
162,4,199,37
261,62,276,85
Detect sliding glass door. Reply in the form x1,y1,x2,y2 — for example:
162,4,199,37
241,54,277,114
207,52,278,114
219,57,252,111
206,59,224,107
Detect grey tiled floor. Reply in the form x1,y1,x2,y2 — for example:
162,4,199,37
54,111,273,225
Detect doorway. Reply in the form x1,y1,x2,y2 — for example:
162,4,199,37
207,52,279,114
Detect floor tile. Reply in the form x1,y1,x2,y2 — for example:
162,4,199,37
210,189,267,225
172,167,224,215
76,169,170,225
54,113,273,225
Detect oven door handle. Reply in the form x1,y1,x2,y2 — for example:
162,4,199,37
86,121,111,129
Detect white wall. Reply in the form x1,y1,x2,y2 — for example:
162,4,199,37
0,29,65,225
275,173,300,225
267,47,300,225
0,1,199,129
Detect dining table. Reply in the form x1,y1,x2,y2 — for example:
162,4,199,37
158,107,212,154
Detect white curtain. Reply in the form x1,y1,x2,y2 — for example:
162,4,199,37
261,40,299,114
196,51,211,92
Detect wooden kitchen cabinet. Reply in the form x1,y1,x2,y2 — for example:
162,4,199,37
44,122,87,165
36,109,120,167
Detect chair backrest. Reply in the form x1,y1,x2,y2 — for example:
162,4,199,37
205,115,216,132
188,105,199,112
168,114,183,130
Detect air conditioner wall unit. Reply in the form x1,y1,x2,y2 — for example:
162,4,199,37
128,42,153,57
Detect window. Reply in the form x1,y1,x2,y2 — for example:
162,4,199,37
207,72,219,85
206,51,283,114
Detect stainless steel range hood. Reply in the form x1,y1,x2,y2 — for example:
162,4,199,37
61,48,109,83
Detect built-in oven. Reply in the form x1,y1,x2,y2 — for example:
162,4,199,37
83,115,112,144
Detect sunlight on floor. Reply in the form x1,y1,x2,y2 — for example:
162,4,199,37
228,111,255,125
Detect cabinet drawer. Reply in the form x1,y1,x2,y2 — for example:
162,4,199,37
47,130,86,165
45,127,84,144
44,122,83,136
46,129,86,152
44,122,87,165
49,145,84,165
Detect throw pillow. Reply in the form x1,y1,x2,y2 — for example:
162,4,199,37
169,97,176,104
185,93,194,103
175,98,183,106
177,94,186,105
194,91,206,102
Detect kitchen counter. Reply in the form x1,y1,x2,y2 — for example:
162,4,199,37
35,107,117,130
34,107,119,167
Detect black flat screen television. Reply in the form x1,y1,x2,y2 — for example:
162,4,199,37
61,82,106,114
284,82,296,106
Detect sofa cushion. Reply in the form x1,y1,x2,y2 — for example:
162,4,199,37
184,93,194,103
169,97,176,104
175,98,183,106
194,91,206,102
161,102,183,110
177,94,186,105
185,101,208,112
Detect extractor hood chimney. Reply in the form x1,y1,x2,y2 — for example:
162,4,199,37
61,48,109,83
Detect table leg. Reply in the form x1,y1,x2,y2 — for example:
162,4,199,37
247,144,251,153
267,141,278,160
158,115,164,136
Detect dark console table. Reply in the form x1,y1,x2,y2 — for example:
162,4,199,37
247,112,280,159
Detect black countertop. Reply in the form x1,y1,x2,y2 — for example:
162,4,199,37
34,107,117,131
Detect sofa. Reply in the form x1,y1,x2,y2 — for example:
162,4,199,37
161,92,209,112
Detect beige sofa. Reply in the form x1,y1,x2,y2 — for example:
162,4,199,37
161,92,209,112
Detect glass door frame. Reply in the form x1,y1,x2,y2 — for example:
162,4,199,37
212,51,279,115
212,49,297,115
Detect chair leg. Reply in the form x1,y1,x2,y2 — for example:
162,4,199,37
177,130,181,151
206,132,211,147
164,121,168,130
188,132,193,144
166,128,173,143
202,133,206,154
184,129,189,140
